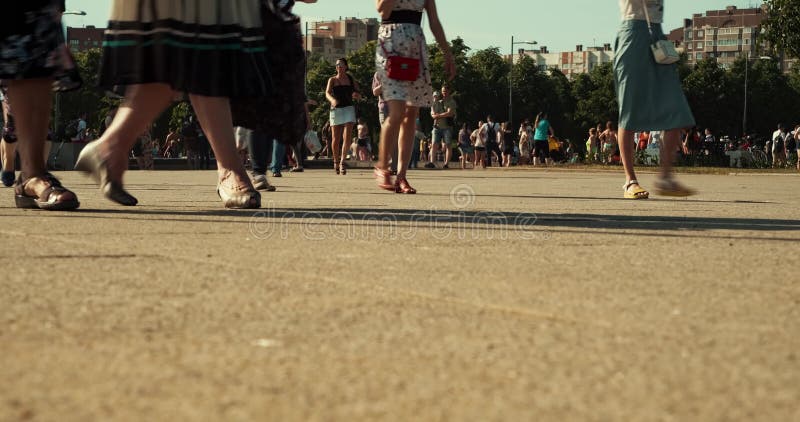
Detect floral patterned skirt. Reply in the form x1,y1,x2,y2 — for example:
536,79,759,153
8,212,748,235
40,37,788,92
0,1,81,91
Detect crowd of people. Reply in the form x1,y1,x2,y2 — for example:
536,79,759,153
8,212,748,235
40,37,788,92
7,0,797,211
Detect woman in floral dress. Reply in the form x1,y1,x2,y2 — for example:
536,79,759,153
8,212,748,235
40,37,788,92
374,0,455,194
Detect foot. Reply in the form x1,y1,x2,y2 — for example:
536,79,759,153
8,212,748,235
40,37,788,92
374,167,395,191
290,167,304,172
654,177,696,197
75,140,138,206
272,171,282,178
340,162,347,175
1,170,14,187
251,173,276,192
623,179,649,200
14,173,80,210
218,170,260,209
424,162,436,169
442,164,449,169
394,176,417,194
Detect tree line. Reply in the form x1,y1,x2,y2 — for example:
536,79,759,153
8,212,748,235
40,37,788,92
43,32,800,147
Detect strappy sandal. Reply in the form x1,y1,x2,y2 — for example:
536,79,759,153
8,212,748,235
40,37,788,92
654,177,696,197
14,173,80,210
623,179,649,200
334,162,340,175
374,167,395,191
394,176,417,194
340,161,347,175
75,140,138,206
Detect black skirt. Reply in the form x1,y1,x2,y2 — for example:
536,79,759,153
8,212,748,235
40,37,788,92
230,2,306,145
99,0,271,98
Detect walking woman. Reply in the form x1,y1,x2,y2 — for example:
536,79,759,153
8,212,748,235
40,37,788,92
615,0,695,198
325,58,361,175
1,1,81,210
374,0,456,193
75,0,271,209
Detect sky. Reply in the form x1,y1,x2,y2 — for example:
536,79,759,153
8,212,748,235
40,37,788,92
63,0,764,53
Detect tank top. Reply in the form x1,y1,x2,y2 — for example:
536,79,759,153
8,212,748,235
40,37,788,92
332,75,354,109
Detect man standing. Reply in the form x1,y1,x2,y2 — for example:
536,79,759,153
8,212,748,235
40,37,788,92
481,115,501,167
427,85,456,169
771,123,788,168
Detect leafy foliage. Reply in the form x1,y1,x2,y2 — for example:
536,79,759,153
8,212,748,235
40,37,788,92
762,0,800,59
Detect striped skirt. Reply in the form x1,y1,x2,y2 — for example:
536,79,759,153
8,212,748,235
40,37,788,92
99,0,271,98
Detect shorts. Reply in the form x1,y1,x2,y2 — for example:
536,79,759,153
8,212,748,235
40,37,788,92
474,146,486,152
532,140,549,158
502,142,515,155
330,106,356,126
432,127,455,147
357,137,369,147
458,145,474,155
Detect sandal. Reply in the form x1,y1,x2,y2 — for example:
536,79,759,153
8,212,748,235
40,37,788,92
75,140,138,206
374,167,395,191
1,170,14,187
340,161,347,175
623,179,649,200
14,173,80,210
654,177,696,197
394,176,417,194
334,162,340,175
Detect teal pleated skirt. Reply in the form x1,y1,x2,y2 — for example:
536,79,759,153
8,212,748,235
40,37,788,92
614,20,695,131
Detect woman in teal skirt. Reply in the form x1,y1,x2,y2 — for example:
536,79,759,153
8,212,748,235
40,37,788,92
615,0,695,199
76,0,271,208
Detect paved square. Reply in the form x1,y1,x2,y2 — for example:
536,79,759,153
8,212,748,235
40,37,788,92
2,168,799,420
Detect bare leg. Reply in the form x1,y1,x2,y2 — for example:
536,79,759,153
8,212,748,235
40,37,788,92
99,84,174,182
618,127,639,183
340,122,353,167
396,106,418,178
331,125,343,165
659,129,681,179
7,80,51,178
377,101,404,171
1,140,16,172
189,94,252,189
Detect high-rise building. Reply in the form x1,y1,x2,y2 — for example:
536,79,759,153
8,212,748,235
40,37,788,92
304,17,379,63
66,26,106,53
513,44,615,78
668,5,795,73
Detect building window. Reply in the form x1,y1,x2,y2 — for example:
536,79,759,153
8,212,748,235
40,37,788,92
696,42,703,49
697,30,704,38
706,40,714,46
696,52,703,60
743,27,752,33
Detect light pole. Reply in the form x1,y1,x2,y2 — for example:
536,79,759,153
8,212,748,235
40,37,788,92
509,36,536,128
742,52,772,137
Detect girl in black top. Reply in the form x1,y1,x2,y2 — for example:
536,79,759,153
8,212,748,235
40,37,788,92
325,58,361,175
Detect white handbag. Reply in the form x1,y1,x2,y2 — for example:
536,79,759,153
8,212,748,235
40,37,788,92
642,0,680,65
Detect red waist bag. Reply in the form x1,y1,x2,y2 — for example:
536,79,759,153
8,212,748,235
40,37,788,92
380,41,420,81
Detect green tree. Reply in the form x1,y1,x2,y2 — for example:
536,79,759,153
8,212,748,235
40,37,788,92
56,48,119,138
683,58,735,135
572,63,617,133
762,0,800,59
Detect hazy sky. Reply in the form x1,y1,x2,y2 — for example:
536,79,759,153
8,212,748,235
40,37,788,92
64,0,764,53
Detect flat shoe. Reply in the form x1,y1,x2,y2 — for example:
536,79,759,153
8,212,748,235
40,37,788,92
654,178,696,197
75,140,138,206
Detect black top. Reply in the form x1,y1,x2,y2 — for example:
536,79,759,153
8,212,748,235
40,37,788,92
331,75,355,109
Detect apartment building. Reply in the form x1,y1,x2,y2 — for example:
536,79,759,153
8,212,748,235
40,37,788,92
513,44,615,78
66,26,106,53
668,5,795,72
304,17,379,63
